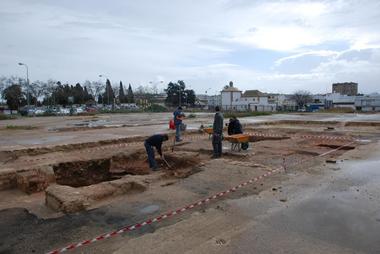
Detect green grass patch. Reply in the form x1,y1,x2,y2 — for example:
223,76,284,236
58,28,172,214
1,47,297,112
223,111,272,118
0,114,17,120
145,104,168,112
5,125,37,130
319,108,355,113
187,113,196,118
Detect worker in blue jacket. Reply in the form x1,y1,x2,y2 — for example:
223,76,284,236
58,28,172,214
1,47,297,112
173,106,185,142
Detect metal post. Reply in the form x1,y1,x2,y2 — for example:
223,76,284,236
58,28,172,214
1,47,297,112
179,89,181,107
18,63,30,108
26,65,29,107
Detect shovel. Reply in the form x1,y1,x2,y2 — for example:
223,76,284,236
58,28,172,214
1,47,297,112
171,136,176,152
161,154,172,169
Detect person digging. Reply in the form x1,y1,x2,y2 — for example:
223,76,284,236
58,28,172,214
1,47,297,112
144,134,169,171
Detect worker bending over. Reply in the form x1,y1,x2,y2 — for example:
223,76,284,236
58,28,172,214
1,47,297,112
144,134,169,170
227,116,249,150
228,116,243,135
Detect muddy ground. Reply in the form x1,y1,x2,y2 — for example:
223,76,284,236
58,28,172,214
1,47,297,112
0,112,380,254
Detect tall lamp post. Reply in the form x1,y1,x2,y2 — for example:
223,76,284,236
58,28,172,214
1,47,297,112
98,74,110,105
149,80,163,94
18,62,30,108
178,90,181,107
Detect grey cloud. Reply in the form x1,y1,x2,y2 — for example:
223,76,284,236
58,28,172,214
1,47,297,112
337,48,379,62
0,0,380,94
55,20,124,30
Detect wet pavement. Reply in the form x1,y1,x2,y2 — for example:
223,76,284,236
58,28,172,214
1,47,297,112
1,112,380,148
225,142,380,254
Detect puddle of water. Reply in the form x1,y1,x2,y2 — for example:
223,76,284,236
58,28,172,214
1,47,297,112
139,204,160,214
338,158,380,186
15,136,76,145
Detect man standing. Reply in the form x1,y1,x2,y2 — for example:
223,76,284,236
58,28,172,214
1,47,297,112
212,106,224,158
173,106,185,142
144,134,169,170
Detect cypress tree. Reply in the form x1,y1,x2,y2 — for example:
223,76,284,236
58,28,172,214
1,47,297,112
119,81,126,103
127,84,134,103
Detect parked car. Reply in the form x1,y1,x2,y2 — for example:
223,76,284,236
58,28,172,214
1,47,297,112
19,106,35,116
59,108,70,115
85,106,97,113
34,108,46,115
75,107,85,114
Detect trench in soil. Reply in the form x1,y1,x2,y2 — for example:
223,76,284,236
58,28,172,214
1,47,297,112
53,151,202,187
317,144,355,150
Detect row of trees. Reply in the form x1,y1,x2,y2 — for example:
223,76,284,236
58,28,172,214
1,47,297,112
0,76,136,110
165,80,196,106
0,76,200,110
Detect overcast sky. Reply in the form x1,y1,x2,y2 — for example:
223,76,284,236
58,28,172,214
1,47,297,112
1,0,379,94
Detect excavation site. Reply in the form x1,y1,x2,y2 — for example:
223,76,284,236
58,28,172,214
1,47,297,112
0,113,380,254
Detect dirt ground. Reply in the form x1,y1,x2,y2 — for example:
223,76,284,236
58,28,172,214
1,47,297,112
0,112,380,254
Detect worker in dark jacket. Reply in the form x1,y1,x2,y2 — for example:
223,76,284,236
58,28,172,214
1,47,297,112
212,106,224,158
227,116,249,150
228,116,243,135
144,134,169,170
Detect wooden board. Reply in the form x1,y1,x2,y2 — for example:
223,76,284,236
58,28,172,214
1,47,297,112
224,134,250,143
203,128,213,134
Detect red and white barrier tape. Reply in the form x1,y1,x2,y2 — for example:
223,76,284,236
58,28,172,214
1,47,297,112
21,133,352,163
46,141,355,254
246,132,353,141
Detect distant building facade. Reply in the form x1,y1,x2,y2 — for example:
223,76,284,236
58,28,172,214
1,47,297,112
221,81,242,110
219,82,295,112
332,82,358,96
196,94,221,109
355,95,380,112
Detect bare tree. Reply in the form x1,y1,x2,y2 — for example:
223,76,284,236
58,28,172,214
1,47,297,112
84,80,104,101
44,79,57,105
291,90,312,109
29,80,47,105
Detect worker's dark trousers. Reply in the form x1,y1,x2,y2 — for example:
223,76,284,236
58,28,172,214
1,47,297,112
212,133,222,157
175,124,182,141
144,141,157,168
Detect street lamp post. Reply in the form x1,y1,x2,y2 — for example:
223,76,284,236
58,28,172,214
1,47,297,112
18,62,30,108
178,89,181,107
149,80,163,94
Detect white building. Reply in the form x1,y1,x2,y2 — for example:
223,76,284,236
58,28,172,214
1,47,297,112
221,82,242,110
276,94,297,111
355,95,380,111
234,90,277,112
220,82,280,112
196,94,221,109
326,93,357,109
